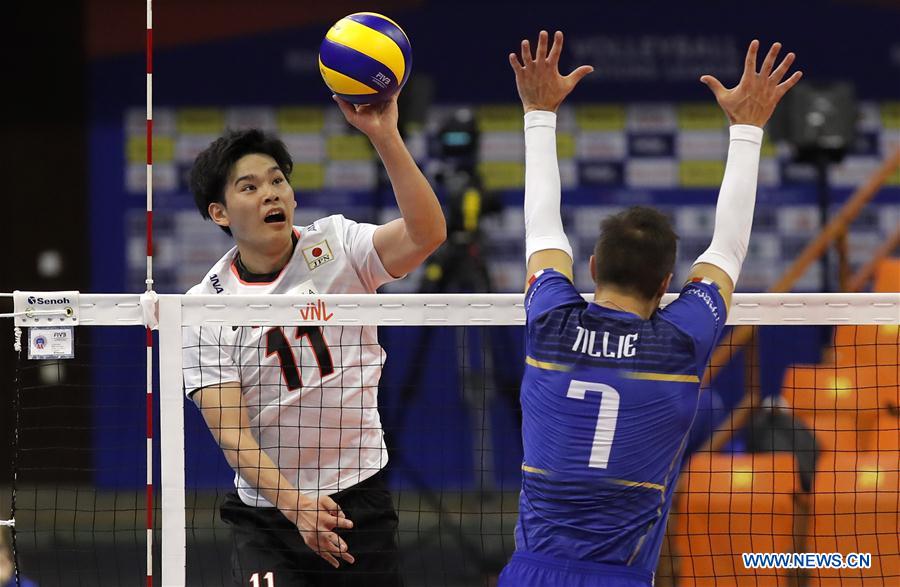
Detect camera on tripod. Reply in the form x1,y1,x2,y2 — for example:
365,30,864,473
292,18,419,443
421,108,502,293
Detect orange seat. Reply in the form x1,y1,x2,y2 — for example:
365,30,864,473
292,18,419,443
807,452,900,586
782,366,881,412
873,258,900,293
826,324,900,454
782,366,882,453
871,408,900,453
833,324,899,373
673,452,799,586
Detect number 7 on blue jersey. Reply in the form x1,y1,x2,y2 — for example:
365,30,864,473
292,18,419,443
566,380,620,469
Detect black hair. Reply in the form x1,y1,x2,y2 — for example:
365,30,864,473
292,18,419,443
189,129,293,236
593,206,678,300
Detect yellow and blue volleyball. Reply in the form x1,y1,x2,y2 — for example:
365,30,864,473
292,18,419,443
319,12,412,105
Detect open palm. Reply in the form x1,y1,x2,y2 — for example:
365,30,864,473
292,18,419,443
701,40,802,128
333,94,400,139
509,30,593,113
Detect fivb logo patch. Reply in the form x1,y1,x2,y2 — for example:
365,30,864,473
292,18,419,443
27,295,72,305
371,72,392,89
302,240,334,270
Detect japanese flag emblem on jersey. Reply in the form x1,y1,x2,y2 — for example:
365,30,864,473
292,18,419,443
302,240,334,270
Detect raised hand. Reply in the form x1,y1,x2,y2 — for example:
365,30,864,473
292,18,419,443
333,94,400,140
701,40,802,128
509,30,594,113
293,494,355,568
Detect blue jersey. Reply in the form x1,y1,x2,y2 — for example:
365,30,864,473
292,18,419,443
515,269,726,578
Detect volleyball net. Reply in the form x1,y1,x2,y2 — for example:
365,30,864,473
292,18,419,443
4,291,898,586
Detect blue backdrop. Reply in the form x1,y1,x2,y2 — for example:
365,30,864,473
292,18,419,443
88,0,900,488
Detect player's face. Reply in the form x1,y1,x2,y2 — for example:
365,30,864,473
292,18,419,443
215,153,297,248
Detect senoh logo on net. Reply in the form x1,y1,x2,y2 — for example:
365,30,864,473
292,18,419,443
27,296,71,305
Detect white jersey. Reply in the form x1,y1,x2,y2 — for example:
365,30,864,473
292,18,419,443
182,214,398,506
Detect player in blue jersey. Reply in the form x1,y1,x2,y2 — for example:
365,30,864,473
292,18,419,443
499,31,802,586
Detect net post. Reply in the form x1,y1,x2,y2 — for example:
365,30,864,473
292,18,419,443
159,294,186,586
145,2,155,584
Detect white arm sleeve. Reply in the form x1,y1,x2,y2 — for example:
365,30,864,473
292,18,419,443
692,124,764,286
524,110,573,262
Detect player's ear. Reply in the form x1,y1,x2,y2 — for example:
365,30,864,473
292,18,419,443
589,254,597,284
658,273,674,298
208,202,230,229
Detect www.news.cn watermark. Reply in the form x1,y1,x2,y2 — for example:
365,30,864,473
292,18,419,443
743,552,872,570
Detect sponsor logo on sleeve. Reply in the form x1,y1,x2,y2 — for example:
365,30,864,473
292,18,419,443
685,284,721,323
302,240,334,270
209,274,224,294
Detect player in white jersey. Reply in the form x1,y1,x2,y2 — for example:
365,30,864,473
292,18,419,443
183,95,446,586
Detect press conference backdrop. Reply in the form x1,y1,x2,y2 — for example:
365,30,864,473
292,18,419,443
88,0,900,488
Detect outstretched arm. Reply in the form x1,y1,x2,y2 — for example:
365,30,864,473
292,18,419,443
690,40,802,309
509,30,593,289
333,95,446,278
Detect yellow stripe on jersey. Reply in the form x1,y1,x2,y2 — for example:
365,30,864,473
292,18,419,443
521,464,549,475
609,478,666,494
622,371,700,383
327,18,406,82
525,356,571,372
317,58,378,96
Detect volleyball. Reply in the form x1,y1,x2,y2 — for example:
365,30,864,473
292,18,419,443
318,12,412,104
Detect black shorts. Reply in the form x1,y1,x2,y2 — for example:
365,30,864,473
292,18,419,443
220,470,402,587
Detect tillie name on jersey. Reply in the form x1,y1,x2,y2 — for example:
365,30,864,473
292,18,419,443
572,326,638,359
